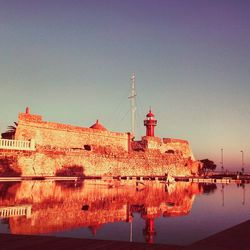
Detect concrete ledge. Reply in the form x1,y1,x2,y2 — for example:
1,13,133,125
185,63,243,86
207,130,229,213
2,220,250,249
189,220,250,250
0,233,182,250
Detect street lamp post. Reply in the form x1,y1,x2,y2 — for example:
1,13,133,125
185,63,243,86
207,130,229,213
240,150,244,174
221,148,224,173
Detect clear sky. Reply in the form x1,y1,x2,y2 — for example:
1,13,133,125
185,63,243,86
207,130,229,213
0,0,249,170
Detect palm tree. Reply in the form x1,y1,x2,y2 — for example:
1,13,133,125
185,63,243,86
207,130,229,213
1,122,18,139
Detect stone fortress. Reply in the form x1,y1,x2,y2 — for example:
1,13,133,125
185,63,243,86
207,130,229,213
0,107,201,177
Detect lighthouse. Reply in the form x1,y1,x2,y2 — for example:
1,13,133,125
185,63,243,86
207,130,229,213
144,109,157,137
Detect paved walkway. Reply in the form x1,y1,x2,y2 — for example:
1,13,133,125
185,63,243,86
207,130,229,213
0,234,181,250
1,220,250,250
189,220,250,250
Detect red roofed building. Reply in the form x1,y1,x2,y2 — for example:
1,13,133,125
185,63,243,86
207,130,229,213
89,120,107,131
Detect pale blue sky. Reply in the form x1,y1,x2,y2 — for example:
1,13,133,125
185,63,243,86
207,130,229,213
0,0,250,170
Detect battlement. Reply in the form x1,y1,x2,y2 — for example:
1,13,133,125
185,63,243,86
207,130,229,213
163,138,189,145
17,113,126,137
15,109,195,160
18,113,43,123
132,136,194,160
15,112,130,152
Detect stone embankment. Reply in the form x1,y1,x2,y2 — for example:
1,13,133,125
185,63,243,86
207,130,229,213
0,146,199,177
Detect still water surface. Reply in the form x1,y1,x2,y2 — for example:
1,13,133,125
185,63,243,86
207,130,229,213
0,180,249,245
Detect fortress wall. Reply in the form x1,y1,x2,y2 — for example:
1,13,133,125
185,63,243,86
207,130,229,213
0,148,200,178
142,136,195,160
162,138,195,160
142,136,162,150
15,149,199,177
15,113,129,152
15,113,195,160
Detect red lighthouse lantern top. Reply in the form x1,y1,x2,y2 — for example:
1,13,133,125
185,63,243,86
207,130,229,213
146,109,155,118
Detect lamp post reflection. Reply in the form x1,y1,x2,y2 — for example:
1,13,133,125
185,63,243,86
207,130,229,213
242,184,246,206
221,184,225,207
130,220,133,242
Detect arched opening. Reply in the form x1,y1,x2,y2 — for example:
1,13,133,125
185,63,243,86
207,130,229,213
165,149,175,154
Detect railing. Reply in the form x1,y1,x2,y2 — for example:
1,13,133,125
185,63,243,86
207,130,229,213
0,139,35,151
0,205,32,218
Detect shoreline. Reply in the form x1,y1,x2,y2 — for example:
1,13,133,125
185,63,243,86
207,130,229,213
0,175,250,184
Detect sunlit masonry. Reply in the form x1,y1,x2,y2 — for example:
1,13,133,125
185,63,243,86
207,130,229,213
0,75,200,179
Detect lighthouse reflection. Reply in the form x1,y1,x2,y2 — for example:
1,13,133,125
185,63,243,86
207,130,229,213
0,180,210,244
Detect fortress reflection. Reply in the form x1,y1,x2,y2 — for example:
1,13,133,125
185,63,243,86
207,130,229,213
0,180,210,244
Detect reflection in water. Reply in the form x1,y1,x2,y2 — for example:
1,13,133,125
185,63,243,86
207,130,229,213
220,183,246,207
221,184,225,206
0,180,212,244
241,184,246,206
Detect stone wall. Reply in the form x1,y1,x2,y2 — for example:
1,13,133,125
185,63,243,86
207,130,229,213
162,138,195,160
0,148,200,178
1,147,199,177
15,112,195,160
15,113,130,152
135,136,195,160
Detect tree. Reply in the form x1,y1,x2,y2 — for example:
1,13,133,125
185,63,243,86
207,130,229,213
199,159,217,176
1,122,18,139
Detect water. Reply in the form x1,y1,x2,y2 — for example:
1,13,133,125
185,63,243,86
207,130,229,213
0,180,249,246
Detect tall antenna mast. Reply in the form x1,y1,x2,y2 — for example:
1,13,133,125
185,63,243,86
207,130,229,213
128,73,136,137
